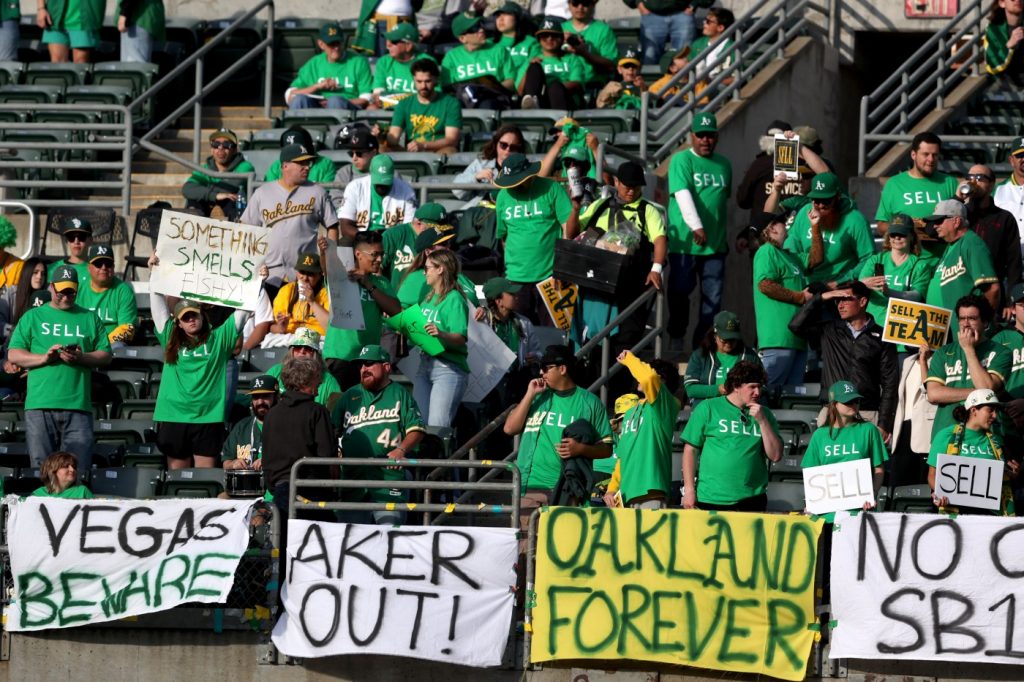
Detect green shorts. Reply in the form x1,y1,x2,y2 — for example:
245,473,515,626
42,28,99,49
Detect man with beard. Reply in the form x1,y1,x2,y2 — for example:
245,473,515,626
222,374,279,471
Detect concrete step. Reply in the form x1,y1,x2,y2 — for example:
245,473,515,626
132,172,191,185
188,105,283,119
180,117,275,132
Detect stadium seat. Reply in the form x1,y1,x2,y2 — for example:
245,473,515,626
164,18,203,55
122,451,165,470
65,84,133,123
499,109,569,137
92,442,125,468
437,198,465,212
388,151,441,180
248,127,325,151
92,61,159,97
442,151,479,173
113,345,165,374
246,346,289,372
0,442,30,470
769,454,804,482
25,61,90,88
5,472,42,496
278,109,353,131
464,130,494,153
200,19,266,104
608,16,641,53
766,480,805,513
941,141,992,165
461,109,498,135
572,108,637,135
240,149,278,180
889,484,934,514
0,60,23,86
319,149,353,168
162,468,226,498
779,384,821,410
875,485,891,512
273,18,325,95
39,207,117,259
418,174,460,201
0,84,62,104
123,206,165,280
115,399,158,421
94,419,156,446
611,131,642,153
91,467,162,498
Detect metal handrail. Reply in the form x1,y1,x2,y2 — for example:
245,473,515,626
857,0,987,174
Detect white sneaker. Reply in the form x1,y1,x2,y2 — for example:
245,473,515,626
520,94,537,110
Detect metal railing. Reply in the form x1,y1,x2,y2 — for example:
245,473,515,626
639,0,830,165
857,0,988,174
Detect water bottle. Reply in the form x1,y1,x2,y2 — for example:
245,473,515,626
235,193,247,217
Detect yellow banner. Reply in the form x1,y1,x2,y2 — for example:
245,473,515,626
536,277,578,332
881,297,951,349
532,508,823,681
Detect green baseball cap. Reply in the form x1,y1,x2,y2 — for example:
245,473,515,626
173,299,201,320
562,145,589,162
713,310,742,341
452,12,482,37
281,143,315,164
357,344,390,363
888,213,913,237
414,202,449,227
319,22,344,44
493,1,523,16
692,112,718,134
371,154,395,186
385,22,418,43
1011,282,1024,303
52,265,79,293
414,226,455,253
295,250,321,274
1011,136,1024,156
535,16,562,36
63,217,92,236
87,244,114,264
806,172,841,200
828,380,863,404
483,276,522,300
494,152,541,189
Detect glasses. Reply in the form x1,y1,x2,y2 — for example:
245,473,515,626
358,250,384,260
92,260,114,269
693,131,717,139
350,150,372,158
497,140,522,152
966,173,994,182
210,141,236,150
888,233,907,239
66,234,88,243
54,288,77,298
541,364,562,372
570,0,594,5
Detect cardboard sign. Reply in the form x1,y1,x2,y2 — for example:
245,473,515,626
881,298,951,349
905,0,959,18
934,453,1004,511
324,245,366,331
536,277,578,332
150,210,270,310
803,459,875,515
773,134,800,180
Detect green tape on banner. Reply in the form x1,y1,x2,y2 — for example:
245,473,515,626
828,619,838,628
213,608,223,633
806,623,820,632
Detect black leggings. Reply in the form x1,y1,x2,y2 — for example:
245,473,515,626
522,63,576,110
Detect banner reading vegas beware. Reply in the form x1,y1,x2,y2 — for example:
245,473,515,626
531,507,823,681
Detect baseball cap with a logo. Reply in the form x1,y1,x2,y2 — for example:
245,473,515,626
965,388,1001,410
371,154,395,186
619,47,641,66
535,16,561,35
52,265,78,293
88,244,114,264
247,374,279,395
295,250,321,274
713,310,742,341
281,143,315,164
290,326,322,350
63,217,92,237
828,380,863,404
1010,136,1024,157
280,126,314,149
925,199,968,222
320,22,343,44
357,345,390,363
692,112,718,134
806,172,841,200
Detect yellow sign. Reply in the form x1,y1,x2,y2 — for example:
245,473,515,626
536,277,578,331
532,508,823,681
881,297,951,349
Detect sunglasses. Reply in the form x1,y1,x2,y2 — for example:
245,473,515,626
358,250,385,259
65,234,88,243
570,0,594,5
350,149,372,157
92,260,114,269
210,141,236,150
693,131,717,139
498,140,522,152
966,173,994,182
54,288,77,298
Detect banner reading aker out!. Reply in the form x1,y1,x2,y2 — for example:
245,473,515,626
531,508,823,681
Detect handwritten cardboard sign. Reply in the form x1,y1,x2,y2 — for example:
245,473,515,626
803,459,875,515
882,298,951,350
324,245,366,331
934,453,1004,511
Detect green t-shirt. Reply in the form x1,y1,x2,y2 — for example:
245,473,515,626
561,19,619,85
857,251,932,325
154,319,239,424
874,171,960,222
290,52,373,100
783,204,876,284
515,53,585,86
382,222,418,290
390,93,463,142
333,380,425,501
440,42,514,86
418,290,470,372
372,52,435,95
264,155,337,183
993,326,1024,398
925,231,998,329
495,176,572,283
516,386,613,492
8,303,110,412
499,34,540,73
75,278,138,341
926,338,1011,437
31,484,94,498
927,424,1001,467
396,269,479,309
616,354,680,504
266,361,342,407
666,148,732,255
801,420,888,522
221,415,263,465
323,273,396,362
680,396,781,505
47,259,89,283
751,243,807,350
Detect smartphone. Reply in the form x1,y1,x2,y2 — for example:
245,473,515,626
874,263,884,277
64,344,80,353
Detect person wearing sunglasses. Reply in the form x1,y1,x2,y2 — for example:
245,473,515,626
46,217,92,282
688,7,736,102
329,124,381,211
383,202,453,290
286,22,372,110
452,124,527,204
960,163,1021,302
516,16,584,111
994,136,1024,248
562,0,618,88
181,128,255,221
264,126,337,185
75,245,137,349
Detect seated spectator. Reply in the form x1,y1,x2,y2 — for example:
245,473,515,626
397,225,481,307
440,12,515,108
337,154,418,237
32,451,93,498
517,17,585,110
182,129,254,221
48,218,92,281
891,344,936,487
689,7,735,100
985,0,1024,82
333,344,426,525
451,124,527,205
561,0,618,89
648,46,688,103
494,1,539,75
539,118,600,181
857,214,931,326
0,257,45,341
684,310,760,402
265,327,342,408
76,245,137,349
595,47,645,109
330,123,380,194
265,250,330,345
264,126,337,184
371,23,436,107
598,392,641,506
386,58,462,154
222,374,278,471
286,22,372,110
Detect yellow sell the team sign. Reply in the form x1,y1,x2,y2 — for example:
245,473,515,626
536,277,577,331
881,298,951,350
531,508,823,681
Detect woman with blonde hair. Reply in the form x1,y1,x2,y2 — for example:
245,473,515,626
32,451,93,498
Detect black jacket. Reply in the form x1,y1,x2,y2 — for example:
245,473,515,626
262,389,337,489
792,296,899,432
969,200,1021,294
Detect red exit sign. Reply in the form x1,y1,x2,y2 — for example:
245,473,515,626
905,0,959,17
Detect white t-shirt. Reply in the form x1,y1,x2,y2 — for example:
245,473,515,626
337,174,418,232
994,180,1024,253
375,0,414,16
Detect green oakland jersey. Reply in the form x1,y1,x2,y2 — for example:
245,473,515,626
221,415,263,466
857,252,932,325
925,231,998,328
8,304,110,413
440,42,514,86
561,19,618,84
390,93,462,142
153,319,239,424
516,386,613,492
266,361,342,407
515,53,585,86
323,273,396,362
752,243,807,350
680,396,781,505
334,381,425,502
927,424,1001,467
783,204,876,284
992,326,1024,398
666,147,732,255
383,222,418,289
615,354,680,504
264,155,337,183
290,52,372,101
499,34,540,73
495,176,572,283
801,420,888,521
875,171,960,222
419,290,470,372
75,277,138,343
925,338,1011,437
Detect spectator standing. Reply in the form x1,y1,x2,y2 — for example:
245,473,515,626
625,0,695,66
963,163,1022,297
451,124,527,204
992,283,1024,452
736,121,804,220
7,266,111,469
371,23,436,105
117,0,165,63
561,0,618,88
517,17,585,110
240,144,339,288
857,214,931,325
0,1,17,62
264,328,342,408
386,59,462,154
336,154,417,237
984,0,1024,81
891,344,936,486
351,0,415,57
688,7,735,98
666,112,732,346
37,0,101,63
993,136,1024,253
48,217,91,281
396,226,480,307
222,374,278,471
182,129,254,221
683,310,760,402
32,451,93,498
264,127,337,184
286,23,372,110
478,276,540,399
681,361,783,511
75,245,137,349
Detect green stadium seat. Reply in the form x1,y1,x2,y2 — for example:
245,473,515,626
91,467,162,498
889,484,934,514
200,19,266,105
273,18,326,95
162,468,226,498
65,83,132,105
769,454,804,482
25,61,90,88
164,18,203,55
388,151,441,179
107,369,148,400
122,451,165,470
278,109,353,131
461,108,498,134
941,142,992,165
951,115,1021,138
319,149,353,168
608,16,641,49
240,149,278,180
766,480,805,512
0,84,62,103
612,131,642,153
500,109,569,137
572,108,637,134
875,485,891,512
779,383,821,410
94,419,155,446
116,399,157,421
418,173,460,201
0,60,24,85
354,109,394,129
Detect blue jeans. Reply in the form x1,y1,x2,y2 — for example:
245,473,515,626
119,25,153,63
412,354,468,428
667,252,725,346
289,94,359,110
0,20,18,62
25,409,94,473
640,11,696,66
759,348,808,395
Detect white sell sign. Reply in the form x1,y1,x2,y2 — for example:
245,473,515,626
933,454,1004,511
6,497,255,631
150,210,270,310
324,244,366,331
802,459,875,515
830,511,1024,665
272,521,518,667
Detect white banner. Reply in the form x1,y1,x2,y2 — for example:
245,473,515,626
830,511,1024,664
151,210,270,310
6,497,255,631
325,244,366,331
803,459,875,515
934,454,1004,511
272,521,517,666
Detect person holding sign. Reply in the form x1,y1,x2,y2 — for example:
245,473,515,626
681,361,784,511
266,250,331,344
928,388,1019,514
31,450,93,498
857,213,932,328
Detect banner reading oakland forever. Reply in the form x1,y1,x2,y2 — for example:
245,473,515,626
532,508,823,680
